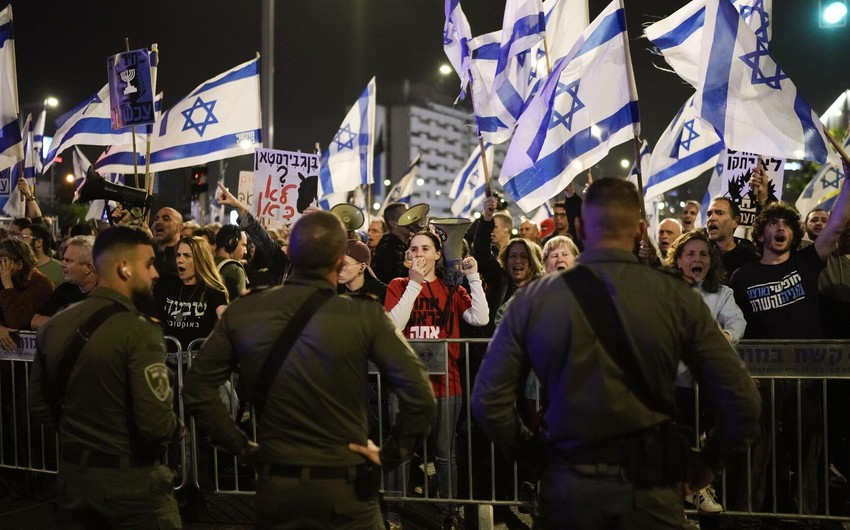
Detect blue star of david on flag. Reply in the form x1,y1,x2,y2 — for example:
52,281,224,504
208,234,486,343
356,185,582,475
181,97,219,137
739,40,788,90
676,119,700,153
333,124,356,151
738,0,770,43
821,167,842,189
549,79,584,131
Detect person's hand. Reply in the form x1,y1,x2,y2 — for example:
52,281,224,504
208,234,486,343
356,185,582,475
216,182,248,216
748,161,768,206
682,450,717,497
348,439,381,467
302,205,321,215
584,171,593,194
16,178,33,200
238,440,260,467
481,196,497,222
638,239,658,265
460,256,478,276
409,256,426,284
0,257,16,289
0,325,18,351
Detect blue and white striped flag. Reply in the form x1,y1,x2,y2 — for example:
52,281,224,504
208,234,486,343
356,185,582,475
645,94,723,199
449,142,494,216
1,114,32,217
44,85,158,171
795,162,844,216
644,0,773,88
627,139,651,186
443,0,473,101
0,5,22,173
32,106,45,173
96,58,261,174
696,0,835,165
318,77,376,198
500,0,640,213
377,154,421,215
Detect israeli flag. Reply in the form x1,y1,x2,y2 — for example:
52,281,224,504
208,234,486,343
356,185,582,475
0,5,22,173
645,0,772,88
449,142,494,216
627,139,651,186
318,77,376,198
795,145,845,216
500,0,639,213
644,94,723,199
1,114,33,218
32,106,45,173
696,0,834,165
96,58,261,174
377,154,420,216
443,0,473,101
44,85,158,171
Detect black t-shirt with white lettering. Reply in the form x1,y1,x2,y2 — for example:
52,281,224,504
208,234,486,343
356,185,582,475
730,244,825,339
154,274,227,350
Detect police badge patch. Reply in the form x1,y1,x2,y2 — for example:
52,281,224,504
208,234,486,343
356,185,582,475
144,364,172,402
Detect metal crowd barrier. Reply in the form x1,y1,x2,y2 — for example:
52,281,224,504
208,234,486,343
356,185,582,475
4,332,850,526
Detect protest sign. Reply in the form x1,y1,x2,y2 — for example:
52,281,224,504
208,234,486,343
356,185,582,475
253,148,319,225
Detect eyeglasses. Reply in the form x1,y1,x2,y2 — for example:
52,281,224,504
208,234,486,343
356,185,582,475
553,213,567,218
14,234,33,240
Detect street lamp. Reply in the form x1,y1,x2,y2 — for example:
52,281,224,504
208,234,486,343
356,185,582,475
438,63,453,76
44,96,59,108
821,0,848,28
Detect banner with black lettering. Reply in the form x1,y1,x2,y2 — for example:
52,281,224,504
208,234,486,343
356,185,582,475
253,148,319,225
716,149,784,235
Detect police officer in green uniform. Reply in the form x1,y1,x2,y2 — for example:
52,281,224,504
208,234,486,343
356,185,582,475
183,211,435,530
472,179,761,529
30,226,184,529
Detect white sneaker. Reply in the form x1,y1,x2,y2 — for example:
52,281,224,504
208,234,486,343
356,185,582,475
692,485,723,513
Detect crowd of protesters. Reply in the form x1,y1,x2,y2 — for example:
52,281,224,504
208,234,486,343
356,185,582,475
3,164,850,530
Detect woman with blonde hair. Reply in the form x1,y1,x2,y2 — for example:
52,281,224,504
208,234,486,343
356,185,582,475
154,236,229,350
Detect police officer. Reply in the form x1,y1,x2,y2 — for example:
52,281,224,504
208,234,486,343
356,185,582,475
29,226,184,529
471,179,761,529
183,211,435,530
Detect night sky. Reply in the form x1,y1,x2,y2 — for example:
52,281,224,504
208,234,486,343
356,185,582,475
9,1,850,185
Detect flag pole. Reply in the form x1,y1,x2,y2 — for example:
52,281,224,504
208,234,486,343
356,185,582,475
633,134,646,218
124,37,141,190
466,80,492,198
822,123,850,167
145,43,158,197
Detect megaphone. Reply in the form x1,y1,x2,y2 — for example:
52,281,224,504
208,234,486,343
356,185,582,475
330,203,365,231
75,166,153,210
397,203,430,230
431,217,472,286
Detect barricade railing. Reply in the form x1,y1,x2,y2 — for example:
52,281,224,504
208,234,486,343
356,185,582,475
4,333,850,525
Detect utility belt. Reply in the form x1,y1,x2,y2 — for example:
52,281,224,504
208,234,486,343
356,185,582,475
556,421,690,488
262,462,381,501
61,447,163,469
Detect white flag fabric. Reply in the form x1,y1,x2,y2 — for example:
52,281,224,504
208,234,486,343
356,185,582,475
696,0,834,165
796,162,845,217
0,5,22,172
627,139,650,188
96,58,261,174
529,202,552,226
443,0,473,101
1,113,31,218
644,0,772,88
71,147,104,221
378,154,420,216
500,0,639,213
449,142,494,216
470,0,545,145
32,106,45,174
645,94,723,199
542,0,589,62
44,85,157,170
318,77,376,198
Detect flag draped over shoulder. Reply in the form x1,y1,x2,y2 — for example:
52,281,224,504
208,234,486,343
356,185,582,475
318,77,376,198
378,154,420,215
644,0,772,88
96,58,261,174
443,0,473,101
500,0,639,213
449,142,494,216
696,0,834,164
645,94,723,199
0,5,22,172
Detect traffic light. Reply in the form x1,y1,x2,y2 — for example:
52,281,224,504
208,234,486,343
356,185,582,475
190,165,208,198
821,0,848,28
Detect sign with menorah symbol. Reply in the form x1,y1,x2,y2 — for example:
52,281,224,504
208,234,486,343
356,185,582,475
107,49,155,130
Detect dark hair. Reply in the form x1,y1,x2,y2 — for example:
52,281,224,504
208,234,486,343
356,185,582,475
664,229,725,293
805,208,829,223
70,223,96,237
384,203,408,226
27,224,54,256
752,202,804,253
92,226,156,267
553,201,566,210
11,218,31,231
710,196,741,219
192,227,216,246
288,211,347,275
215,225,243,253
498,238,545,284
0,238,37,286
582,178,642,237
409,230,442,253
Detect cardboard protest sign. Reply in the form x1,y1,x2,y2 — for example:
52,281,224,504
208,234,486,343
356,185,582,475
253,148,318,225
